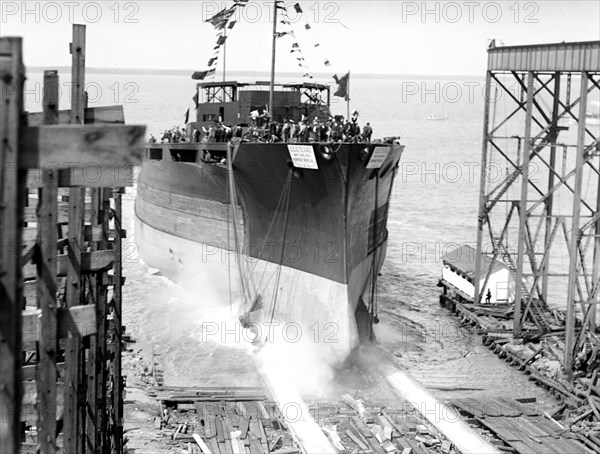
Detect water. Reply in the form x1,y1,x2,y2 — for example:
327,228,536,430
24,70,556,402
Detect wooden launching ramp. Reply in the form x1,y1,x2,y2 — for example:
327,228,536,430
142,347,504,454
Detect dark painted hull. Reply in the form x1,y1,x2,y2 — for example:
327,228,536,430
135,141,403,358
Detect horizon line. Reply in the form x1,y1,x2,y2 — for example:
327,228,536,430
26,66,485,79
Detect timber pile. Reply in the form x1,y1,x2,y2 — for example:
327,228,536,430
149,388,462,454
151,386,299,454
451,396,593,454
309,394,460,454
441,297,600,451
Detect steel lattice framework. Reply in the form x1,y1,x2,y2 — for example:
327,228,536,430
474,41,600,377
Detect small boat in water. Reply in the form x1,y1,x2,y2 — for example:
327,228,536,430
135,1,404,361
426,113,448,121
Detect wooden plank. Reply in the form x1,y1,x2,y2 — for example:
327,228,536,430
248,437,263,454
239,418,250,440
94,262,110,448
63,24,86,454
209,437,221,454
345,429,369,451
195,402,205,420
0,36,25,454
256,401,270,420
216,418,225,443
23,381,64,406
206,415,217,438
249,418,262,440
193,433,212,454
112,190,125,450
23,249,115,279
351,417,386,454
27,105,125,126
22,363,65,381
27,165,137,188
23,202,91,223
19,124,145,169
23,278,65,302
36,70,60,454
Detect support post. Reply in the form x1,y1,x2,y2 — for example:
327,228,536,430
474,67,493,303
565,72,589,379
36,69,59,454
63,23,86,453
111,190,124,454
0,36,25,454
542,73,561,303
592,170,600,331
513,71,535,338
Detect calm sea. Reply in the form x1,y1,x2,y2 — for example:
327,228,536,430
24,70,579,403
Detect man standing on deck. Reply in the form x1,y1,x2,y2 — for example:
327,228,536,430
363,123,373,143
485,289,492,304
282,119,291,142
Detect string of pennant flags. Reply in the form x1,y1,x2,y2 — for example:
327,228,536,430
188,0,349,123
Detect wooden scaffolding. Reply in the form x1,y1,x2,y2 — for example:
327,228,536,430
0,25,145,453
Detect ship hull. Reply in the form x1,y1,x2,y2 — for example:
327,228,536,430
135,141,402,360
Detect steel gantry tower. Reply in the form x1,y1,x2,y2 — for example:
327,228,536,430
474,41,600,378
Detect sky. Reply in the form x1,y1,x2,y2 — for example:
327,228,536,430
1,1,599,76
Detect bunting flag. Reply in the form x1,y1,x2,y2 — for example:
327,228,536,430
193,91,199,109
207,57,218,67
274,31,289,38
228,20,236,29
294,3,303,13
333,72,350,101
206,6,236,29
192,68,216,80
184,108,190,124
324,59,331,67
217,35,228,46
305,24,311,29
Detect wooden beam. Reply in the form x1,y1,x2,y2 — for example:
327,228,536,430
23,225,106,249
19,124,145,169
23,249,115,279
23,381,64,407
36,70,59,453
27,105,125,126
0,36,25,454
112,190,125,453
565,73,589,379
27,165,138,188
24,202,91,223
63,25,86,453
22,305,97,341
22,363,65,381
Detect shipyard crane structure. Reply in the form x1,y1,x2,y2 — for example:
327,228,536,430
474,40,600,378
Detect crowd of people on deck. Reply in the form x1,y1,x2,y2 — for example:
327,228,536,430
148,110,376,145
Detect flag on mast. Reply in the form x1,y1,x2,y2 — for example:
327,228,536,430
333,72,350,101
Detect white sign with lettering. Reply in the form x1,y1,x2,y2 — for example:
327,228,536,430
366,147,390,169
287,145,318,170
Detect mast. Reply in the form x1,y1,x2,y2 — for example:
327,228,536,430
268,0,278,121
223,27,227,82
347,70,350,120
